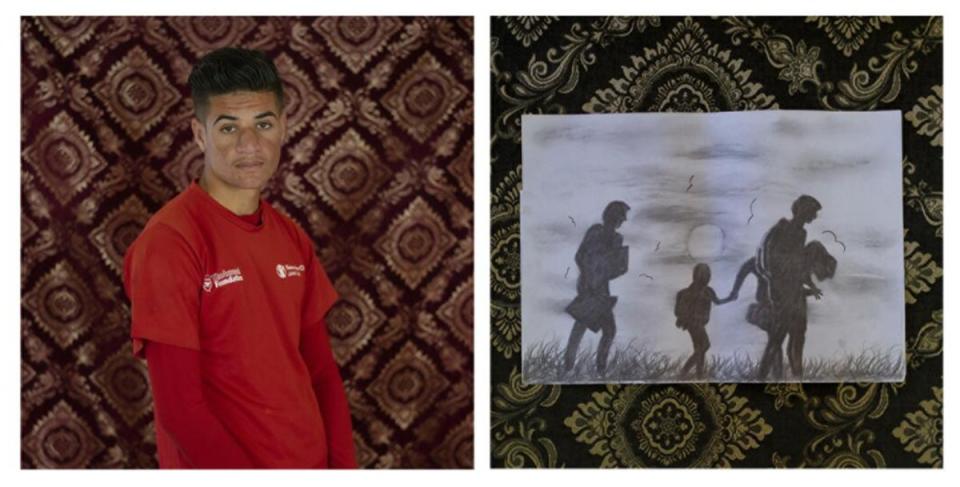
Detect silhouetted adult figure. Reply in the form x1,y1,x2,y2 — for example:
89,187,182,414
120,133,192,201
563,201,630,375
755,195,822,380
728,239,836,379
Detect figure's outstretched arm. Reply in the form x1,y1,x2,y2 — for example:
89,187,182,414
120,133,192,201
726,257,756,300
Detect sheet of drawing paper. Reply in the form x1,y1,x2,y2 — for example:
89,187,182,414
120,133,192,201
520,111,904,384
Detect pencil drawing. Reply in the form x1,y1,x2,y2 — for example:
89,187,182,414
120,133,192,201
521,111,904,383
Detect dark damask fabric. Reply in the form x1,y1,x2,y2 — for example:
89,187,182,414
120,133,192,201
491,16,941,468
21,16,473,469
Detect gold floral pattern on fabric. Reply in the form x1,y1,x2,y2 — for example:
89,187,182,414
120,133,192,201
904,235,941,305
905,85,943,147
587,17,777,113
491,222,521,301
903,157,943,238
776,383,902,468
491,167,521,225
723,17,826,96
492,368,562,468
491,167,522,358
805,17,893,57
629,388,705,465
491,300,521,358
892,387,942,468
764,383,807,411
906,309,942,370
820,17,941,109
493,16,661,142
504,17,558,47
565,384,771,467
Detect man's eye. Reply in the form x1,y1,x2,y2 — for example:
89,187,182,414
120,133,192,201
220,125,237,134
257,121,273,130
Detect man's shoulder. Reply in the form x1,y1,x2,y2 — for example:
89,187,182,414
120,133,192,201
263,203,313,251
135,189,203,250
583,223,605,238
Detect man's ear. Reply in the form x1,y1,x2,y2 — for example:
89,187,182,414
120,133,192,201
191,117,207,152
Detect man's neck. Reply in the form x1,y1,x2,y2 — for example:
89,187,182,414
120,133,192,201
198,172,261,216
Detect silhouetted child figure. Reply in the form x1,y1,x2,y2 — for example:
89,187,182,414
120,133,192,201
675,263,734,379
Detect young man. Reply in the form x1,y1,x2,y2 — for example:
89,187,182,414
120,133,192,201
123,48,356,468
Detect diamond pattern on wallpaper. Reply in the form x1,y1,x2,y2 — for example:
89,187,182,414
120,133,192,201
22,400,106,468
314,17,403,74
437,276,472,348
22,16,472,469
274,52,326,139
22,259,103,350
35,17,104,57
305,128,390,220
382,52,468,143
88,195,152,277
368,341,450,430
91,346,152,427
93,46,181,141
375,196,457,289
168,17,258,58
22,111,108,206
163,142,204,192
326,274,387,364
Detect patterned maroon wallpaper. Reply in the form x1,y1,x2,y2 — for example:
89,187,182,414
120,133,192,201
21,16,473,468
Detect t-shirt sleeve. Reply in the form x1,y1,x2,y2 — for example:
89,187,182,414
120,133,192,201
123,223,203,359
301,237,339,329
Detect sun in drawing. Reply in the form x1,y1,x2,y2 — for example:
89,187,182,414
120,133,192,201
686,224,725,260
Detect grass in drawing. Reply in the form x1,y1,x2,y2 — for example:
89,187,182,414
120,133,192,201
523,340,904,383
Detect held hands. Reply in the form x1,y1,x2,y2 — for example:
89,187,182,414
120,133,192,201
717,291,738,305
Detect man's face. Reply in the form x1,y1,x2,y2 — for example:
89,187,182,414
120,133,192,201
613,213,627,228
191,90,286,191
614,211,627,229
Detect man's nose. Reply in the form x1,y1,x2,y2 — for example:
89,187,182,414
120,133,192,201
236,127,260,154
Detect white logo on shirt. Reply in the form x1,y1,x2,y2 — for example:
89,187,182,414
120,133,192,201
202,268,244,292
276,263,305,279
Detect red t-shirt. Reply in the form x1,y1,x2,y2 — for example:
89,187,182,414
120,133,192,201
123,182,347,468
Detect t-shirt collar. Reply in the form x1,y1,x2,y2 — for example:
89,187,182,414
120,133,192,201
187,181,266,232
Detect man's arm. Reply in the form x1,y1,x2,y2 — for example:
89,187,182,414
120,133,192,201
710,287,734,305
300,318,357,468
144,341,256,468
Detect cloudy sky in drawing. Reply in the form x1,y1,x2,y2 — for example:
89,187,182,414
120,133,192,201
521,111,904,381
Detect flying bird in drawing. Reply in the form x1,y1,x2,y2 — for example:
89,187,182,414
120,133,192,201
639,273,654,280
747,197,757,225
568,216,576,227
686,175,695,192
822,230,847,253
564,267,570,279
654,241,661,252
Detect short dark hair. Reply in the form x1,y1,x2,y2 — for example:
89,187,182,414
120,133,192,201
188,47,284,120
602,200,630,226
791,194,822,218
